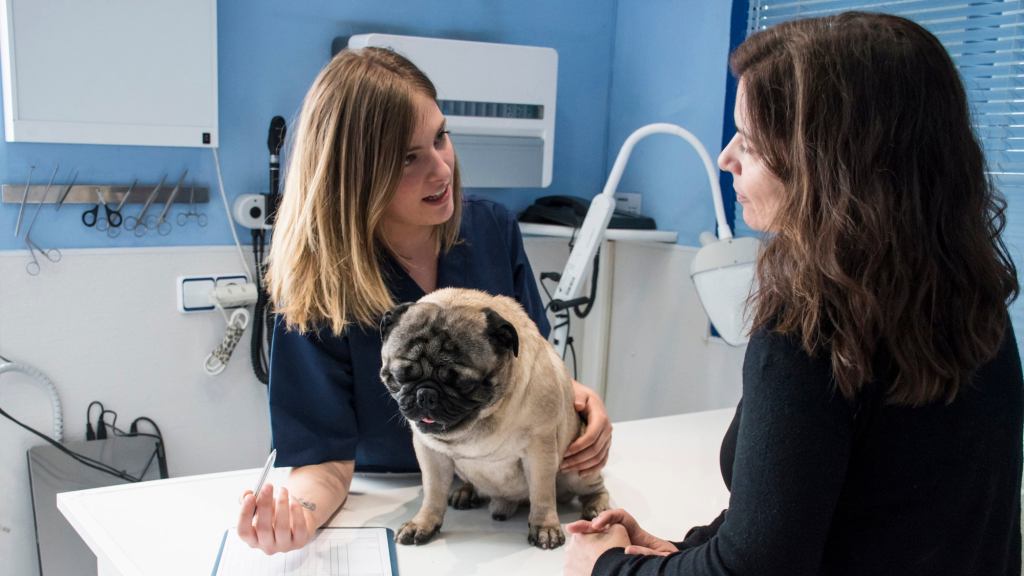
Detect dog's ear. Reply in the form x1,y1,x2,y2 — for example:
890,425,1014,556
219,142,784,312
483,308,519,358
381,302,414,341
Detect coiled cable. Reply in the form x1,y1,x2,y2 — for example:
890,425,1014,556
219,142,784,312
0,357,63,441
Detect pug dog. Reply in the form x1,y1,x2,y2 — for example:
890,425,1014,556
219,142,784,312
380,287,610,549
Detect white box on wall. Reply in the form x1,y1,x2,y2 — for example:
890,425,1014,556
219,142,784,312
0,0,219,147
347,33,557,188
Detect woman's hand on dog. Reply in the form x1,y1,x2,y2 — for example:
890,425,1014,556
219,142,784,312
563,380,613,475
237,484,314,554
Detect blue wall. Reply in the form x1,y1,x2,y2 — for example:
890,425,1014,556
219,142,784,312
0,0,737,252
0,0,619,251
606,0,733,247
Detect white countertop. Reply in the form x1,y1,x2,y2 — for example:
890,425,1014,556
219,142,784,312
57,407,734,576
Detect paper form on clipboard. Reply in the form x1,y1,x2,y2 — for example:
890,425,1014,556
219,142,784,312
211,526,398,576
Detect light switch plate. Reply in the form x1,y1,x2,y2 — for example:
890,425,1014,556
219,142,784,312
177,276,216,313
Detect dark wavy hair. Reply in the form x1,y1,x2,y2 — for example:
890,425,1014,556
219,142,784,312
733,12,1019,405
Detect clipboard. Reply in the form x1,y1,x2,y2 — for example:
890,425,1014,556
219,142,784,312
211,526,398,576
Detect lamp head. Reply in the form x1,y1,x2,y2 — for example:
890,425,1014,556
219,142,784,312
690,235,760,346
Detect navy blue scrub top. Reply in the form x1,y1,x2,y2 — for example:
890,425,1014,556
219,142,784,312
268,198,551,472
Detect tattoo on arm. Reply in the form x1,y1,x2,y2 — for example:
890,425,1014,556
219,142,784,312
291,495,317,511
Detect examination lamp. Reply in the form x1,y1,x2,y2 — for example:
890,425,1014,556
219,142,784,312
548,123,757,358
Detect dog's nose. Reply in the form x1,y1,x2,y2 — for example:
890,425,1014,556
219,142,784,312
416,387,438,410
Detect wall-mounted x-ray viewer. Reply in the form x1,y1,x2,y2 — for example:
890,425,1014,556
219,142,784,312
0,0,219,147
344,33,557,188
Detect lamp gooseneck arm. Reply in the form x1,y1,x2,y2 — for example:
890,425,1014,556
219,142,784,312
602,123,732,239
548,122,731,360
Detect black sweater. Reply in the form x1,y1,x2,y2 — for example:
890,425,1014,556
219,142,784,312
594,325,1023,576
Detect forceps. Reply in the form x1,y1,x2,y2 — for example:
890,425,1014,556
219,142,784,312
124,174,167,236
82,189,124,231
154,170,188,236
25,235,61,276
55,170,79,211
23,179,62,276
177,183,207,227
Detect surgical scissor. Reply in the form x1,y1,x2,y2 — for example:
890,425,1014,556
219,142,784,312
104,180,136,238
82,188,124,231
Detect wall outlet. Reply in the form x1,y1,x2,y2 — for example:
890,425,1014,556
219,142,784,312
614,192,642,216
177,273,253,313
212,277,258,308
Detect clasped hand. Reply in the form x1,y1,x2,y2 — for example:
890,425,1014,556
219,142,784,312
564,508,676,575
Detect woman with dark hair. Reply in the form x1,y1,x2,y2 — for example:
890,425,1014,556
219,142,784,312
565,11,1022,576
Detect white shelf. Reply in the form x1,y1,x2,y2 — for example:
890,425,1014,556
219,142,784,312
518,222,678,243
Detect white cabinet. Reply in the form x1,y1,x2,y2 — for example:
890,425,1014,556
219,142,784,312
0,0,218,147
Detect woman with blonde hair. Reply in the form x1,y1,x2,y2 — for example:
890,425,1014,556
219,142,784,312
566,11,1022,576
235,47,613,554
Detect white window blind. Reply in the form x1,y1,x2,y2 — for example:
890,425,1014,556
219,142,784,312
746,0,1024,345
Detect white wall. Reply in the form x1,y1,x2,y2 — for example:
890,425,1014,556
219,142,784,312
602,241,744,421
0,246,271,576
0,239,743,574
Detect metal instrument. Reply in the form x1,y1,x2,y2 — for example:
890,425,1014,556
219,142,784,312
82,188,124,231
24,235,62,276
23,180,62,275
154,170,187,236
124,174,167,236
13,165,35,236
176,183,208,227
54,170,79,211
105,180,136,238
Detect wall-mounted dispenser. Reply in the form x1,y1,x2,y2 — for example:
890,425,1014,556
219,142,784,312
345,33,557,188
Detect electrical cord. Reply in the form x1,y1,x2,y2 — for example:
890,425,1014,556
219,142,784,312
211,147,254,281
0,357,63,441
205,305,251,376
0,362,166,483
0,404,143,482
540,273,578,379
250,227,271,385
249,115,286,386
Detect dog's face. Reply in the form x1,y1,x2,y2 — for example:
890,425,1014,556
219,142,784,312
379,301,519,435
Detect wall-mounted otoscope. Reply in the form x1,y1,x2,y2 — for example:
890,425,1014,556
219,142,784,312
266,115,286,226
232,116,287,231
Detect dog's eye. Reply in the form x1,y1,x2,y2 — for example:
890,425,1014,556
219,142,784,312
396,364,422,382
436,366,455,384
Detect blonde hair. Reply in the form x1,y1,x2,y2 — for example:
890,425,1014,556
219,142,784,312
267,47,463,335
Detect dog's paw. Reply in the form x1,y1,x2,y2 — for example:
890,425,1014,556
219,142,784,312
527,523,565,549
395,520,441,546
448,482,483,510
579,490,611,521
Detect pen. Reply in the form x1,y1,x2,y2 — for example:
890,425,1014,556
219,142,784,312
252,449,276,499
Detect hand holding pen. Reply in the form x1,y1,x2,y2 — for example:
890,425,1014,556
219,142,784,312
236,449,314,555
